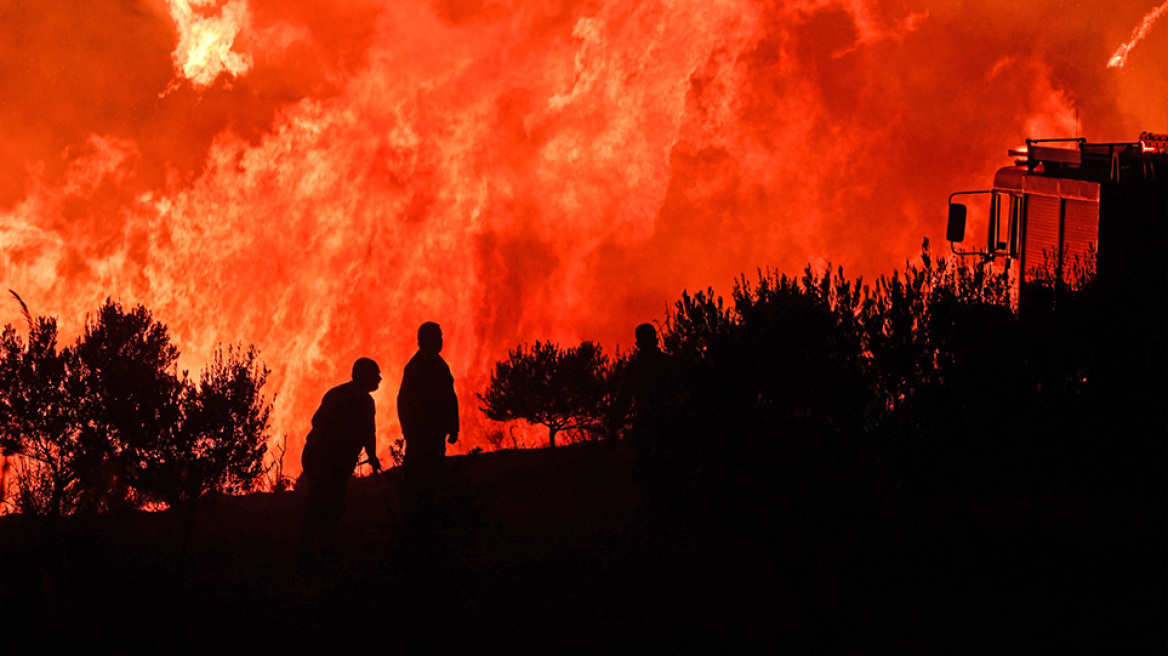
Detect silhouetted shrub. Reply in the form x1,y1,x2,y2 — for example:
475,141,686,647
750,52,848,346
479,341,618,448
1,298,94,517
1,295,273,521
131,344,272,528
70,298,185,512
653,264,873,530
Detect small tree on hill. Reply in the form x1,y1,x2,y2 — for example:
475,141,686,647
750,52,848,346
132,344,273,540
1,294,274,526
70,298,184,512
0,297,90,517
479,340,617,448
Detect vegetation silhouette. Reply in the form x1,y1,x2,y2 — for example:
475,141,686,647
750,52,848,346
1,295,88,518
473,241,1162,649
0,239,1162,651
1,295,273,524
479,340,617,448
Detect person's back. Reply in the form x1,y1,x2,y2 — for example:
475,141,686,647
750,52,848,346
397,322,459,469
623,347,672,414
398,351,456,458
611,324,686,518
612,324,676,431
396,322,459,539
302,380,376,480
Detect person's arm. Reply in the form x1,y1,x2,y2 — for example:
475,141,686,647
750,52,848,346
396,358,418,436
362,396,380,471
446,364,459,444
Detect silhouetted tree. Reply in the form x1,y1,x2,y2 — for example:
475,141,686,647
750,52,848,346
857,244,1013,418
0,296,88,517
660,288,733,365
68,299,183,512
1,295,274,524
650,266,873,529
731,265,868,437
479,340,617,448
132,344,273,535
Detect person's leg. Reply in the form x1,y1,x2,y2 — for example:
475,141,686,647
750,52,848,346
318,475,348,563
299,477,326,567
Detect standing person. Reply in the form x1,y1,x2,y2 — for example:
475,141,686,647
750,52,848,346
610,323,681,516
397,322,459,526
298,358,382,569
610,323,674,435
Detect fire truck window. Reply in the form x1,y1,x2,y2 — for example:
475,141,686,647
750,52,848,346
989,193,1008,252
1008,195,1022,257
988,193,1000,251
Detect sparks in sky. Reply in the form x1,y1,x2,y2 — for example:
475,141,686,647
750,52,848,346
1108,1,1168,68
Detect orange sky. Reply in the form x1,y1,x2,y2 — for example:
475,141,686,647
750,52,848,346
2,0,1165,473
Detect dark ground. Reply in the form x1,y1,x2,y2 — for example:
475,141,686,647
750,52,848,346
1,438,1163,653
1,442,771,653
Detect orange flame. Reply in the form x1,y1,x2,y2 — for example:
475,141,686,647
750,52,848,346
167,0,254,89
1,1,1165,477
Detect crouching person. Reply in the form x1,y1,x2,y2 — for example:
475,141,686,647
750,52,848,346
298,358,382,571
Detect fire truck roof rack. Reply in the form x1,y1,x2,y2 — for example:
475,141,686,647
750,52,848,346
1022,137,1085,171
1020,136,1161,182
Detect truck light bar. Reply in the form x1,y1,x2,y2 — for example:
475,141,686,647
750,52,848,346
1139,131,1168,153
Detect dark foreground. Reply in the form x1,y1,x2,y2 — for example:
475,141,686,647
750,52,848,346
1,439,1163,653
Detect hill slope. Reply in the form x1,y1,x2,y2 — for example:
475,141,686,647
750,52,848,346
2,434,1163,652
0,441,783,652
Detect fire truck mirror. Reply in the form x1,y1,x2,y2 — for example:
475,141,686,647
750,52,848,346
946,203,967,243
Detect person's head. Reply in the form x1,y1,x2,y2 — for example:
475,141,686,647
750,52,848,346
352,357,381,392
635,323,659,351
418,321,443,354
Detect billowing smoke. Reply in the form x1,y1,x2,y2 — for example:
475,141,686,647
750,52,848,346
2,0,1165,472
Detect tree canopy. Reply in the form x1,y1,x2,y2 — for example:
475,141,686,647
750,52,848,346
0,294,273,521
479,340,617,448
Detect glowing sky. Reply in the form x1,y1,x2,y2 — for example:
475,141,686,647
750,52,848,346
2,0,1165,469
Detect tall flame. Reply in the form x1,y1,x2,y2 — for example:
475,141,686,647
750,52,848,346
1,1,1165,477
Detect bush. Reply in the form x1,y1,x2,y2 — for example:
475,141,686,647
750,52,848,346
1,294,273,522
1,299,92,517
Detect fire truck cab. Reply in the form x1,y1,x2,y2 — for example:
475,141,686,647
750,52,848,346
946,132,1167,300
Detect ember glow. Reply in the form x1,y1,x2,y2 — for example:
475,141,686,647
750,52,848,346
1108,1,1168,68
167,0,254,88
2,1,1166,475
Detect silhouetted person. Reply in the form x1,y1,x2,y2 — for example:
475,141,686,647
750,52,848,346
298,358,382,569
611,323,681,517
397,322,459,530
611,323,674,433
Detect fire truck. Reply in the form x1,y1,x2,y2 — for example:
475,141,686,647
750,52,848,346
945,132,1167,304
